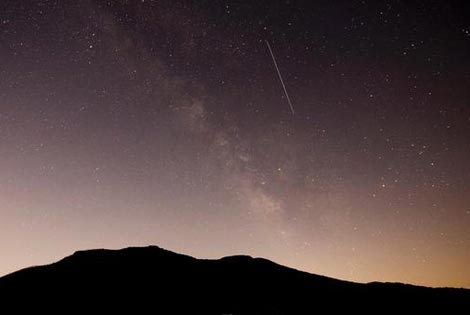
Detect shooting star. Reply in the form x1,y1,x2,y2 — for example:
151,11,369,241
265,40,295,116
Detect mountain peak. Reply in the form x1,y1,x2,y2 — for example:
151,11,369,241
220,254,255,261
1,245,468,313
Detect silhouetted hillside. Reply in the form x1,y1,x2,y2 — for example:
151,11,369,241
0,246,468,313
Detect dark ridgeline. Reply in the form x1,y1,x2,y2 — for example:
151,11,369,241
0,246,467,313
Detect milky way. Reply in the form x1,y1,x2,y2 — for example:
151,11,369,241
0,1,469,287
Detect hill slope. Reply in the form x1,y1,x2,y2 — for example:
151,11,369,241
0,246,468,313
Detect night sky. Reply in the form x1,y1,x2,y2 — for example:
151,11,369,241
1,0,469,288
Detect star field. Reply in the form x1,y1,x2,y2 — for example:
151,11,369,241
0,0,469,287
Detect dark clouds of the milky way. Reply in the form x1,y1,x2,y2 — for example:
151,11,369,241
0,0,469,287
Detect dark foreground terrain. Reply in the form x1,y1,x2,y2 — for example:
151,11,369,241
0,246,468,313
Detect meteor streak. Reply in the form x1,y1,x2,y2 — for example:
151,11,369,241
265,40,295,116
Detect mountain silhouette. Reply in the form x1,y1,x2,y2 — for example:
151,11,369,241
0,245,467,313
